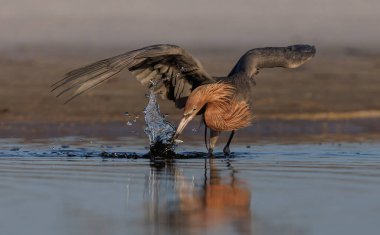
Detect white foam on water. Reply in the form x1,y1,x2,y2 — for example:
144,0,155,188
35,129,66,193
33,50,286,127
143,90,176,152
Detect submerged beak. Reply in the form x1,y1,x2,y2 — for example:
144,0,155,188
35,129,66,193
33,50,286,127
173,115,194,140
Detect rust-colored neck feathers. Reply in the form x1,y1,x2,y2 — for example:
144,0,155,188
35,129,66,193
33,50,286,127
186,83,253,131
186,83,234,109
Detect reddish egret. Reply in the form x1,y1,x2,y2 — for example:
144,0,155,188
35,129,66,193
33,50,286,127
52,44,316,154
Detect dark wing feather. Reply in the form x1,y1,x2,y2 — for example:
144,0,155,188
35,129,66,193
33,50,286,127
222,45,315,105
228,45,316,77
52,44,215,108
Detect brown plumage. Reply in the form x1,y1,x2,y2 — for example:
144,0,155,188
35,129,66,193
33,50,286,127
52,44,316,154
185,83,253,131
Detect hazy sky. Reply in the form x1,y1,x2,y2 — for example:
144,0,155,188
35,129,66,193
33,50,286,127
1,0,379,49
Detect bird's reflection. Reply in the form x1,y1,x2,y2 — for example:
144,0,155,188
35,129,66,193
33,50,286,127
144,158,252,235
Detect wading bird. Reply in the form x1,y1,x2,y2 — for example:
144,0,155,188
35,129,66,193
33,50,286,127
52,44,315,154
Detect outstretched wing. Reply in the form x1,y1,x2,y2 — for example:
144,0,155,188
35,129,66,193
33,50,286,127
217,45,315,105
52,44,215,108
228,44,316,78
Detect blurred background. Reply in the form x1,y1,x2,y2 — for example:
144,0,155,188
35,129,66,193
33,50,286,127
1,0,380,139
1,0,380,48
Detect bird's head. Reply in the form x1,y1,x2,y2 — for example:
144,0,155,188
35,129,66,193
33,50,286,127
283,44,316,68
173,83,234,140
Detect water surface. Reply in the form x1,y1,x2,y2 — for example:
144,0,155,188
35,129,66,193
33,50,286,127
1,138,380,235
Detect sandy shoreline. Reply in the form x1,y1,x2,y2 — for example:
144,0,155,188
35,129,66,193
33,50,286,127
2,118,380,143
1,46,380,141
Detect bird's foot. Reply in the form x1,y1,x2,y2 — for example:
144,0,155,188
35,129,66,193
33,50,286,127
223,146,231,156
207,148,214,158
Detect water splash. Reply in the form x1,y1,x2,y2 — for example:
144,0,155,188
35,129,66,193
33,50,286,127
143,90,177,157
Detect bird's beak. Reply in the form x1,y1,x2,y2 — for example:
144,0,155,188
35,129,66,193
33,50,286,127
173,115,194,140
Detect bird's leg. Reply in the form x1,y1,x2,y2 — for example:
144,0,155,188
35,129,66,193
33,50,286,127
208,130,220,155
204,125,209,151
223,130,235,156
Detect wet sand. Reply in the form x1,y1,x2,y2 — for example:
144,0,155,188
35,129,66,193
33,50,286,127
1,46,380,140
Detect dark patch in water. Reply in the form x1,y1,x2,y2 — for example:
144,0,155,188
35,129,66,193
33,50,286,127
99,151,228,160
100,151,141,159
0,146,231,160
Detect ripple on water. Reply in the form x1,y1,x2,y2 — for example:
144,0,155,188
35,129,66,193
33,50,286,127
0,140,380,235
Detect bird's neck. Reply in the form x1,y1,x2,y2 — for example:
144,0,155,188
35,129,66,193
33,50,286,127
199,83,233,105
204,99,253,132
188,82,235,117
199,84,253,131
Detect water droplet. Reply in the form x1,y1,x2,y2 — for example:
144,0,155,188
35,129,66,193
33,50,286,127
126,121,132,126
145,94,150,98
124,112,129,116
191,128,197,132
174,139,183,144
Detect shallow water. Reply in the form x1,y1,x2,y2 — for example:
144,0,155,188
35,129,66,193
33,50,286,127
1,138,380,235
